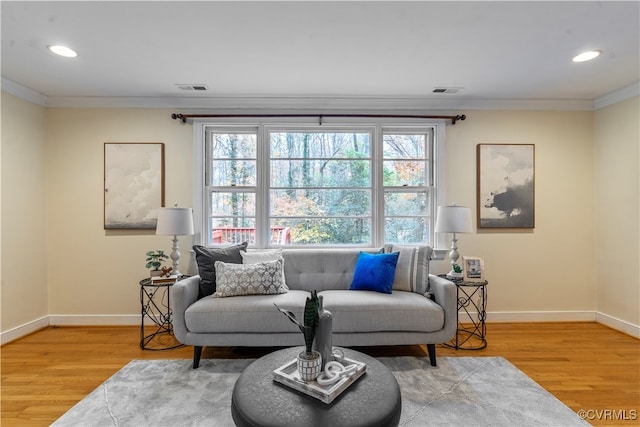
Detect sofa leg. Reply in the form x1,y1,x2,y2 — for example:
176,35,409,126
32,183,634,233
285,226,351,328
193,346,203,369
426,344,436,367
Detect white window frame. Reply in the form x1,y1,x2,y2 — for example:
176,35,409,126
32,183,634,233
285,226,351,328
193,118,447,250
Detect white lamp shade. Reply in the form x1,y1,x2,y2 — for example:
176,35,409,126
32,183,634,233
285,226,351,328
156,207,194,236
434,205,472,234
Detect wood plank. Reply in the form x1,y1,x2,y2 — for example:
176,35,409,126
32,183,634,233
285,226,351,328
1,322,638,426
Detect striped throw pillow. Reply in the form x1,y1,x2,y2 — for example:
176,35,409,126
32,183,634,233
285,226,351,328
383,244,432,295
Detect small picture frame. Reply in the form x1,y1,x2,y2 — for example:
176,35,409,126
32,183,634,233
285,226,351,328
463,256,484,281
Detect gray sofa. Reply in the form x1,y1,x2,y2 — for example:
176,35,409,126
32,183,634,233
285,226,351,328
172,247,457,368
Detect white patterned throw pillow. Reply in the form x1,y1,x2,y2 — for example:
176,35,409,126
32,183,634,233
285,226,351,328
240,248,283,264
241,248,288,290
213,259,288,298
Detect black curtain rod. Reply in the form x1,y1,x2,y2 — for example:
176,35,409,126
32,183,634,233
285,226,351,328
171,113,466,125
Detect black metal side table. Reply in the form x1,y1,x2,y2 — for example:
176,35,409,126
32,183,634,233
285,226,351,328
441,276,488,350
139,278,183,350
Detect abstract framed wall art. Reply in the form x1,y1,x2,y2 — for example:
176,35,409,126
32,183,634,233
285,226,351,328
477,144,535,229
104,143,165,229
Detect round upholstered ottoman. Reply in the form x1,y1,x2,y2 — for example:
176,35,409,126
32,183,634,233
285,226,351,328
231,347,401,427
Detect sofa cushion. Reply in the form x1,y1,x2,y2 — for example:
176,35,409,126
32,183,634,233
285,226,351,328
213,260,288,298
383,244,432,294
282,248,382,292
193,243,248,297
349,252,399,294
185,290,311,333
318,290,444,333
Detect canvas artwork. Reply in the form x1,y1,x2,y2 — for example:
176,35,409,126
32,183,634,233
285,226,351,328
104,143,164,229
477,144,535,228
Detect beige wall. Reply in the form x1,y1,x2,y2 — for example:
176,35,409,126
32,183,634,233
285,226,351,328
432,110,597,316
44,108,193,317
1,92,638,338
594,96,640,329
1,92,48,331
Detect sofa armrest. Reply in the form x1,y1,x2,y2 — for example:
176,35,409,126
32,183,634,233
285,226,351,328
428,274,458,342
171,275,201,343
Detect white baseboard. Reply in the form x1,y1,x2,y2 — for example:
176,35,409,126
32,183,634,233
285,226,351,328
487,311,596,323
1,316,49,345
49,314,141,326
596,312,640,338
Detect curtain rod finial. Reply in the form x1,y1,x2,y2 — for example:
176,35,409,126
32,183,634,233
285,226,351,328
171,113,187,123
453,114,466,124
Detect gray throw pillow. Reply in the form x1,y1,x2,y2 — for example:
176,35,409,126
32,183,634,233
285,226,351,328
193,242,248,297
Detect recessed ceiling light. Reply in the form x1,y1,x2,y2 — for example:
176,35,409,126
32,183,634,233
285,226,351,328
175,84,208,91
433,87,462,94
48,45,78,58
572,50,602,63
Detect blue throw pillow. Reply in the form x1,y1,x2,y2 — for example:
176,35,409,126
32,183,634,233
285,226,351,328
349,252,400,294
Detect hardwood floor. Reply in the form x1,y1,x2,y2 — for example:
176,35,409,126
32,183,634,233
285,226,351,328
1,322,638,426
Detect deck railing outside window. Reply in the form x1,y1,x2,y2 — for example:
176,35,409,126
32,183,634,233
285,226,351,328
212,227,291,245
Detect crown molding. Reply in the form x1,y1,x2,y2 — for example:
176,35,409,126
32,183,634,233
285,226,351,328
593,81,640,110
4,77,636,111
41,94,595,111
1,78,47,106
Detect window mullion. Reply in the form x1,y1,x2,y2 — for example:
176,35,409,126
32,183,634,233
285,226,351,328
372,124,384,247
256,124,269,247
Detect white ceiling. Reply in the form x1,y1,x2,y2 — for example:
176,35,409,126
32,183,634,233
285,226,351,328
2,1,639,109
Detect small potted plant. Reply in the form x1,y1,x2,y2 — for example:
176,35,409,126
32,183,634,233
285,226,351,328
275,290,322,381
145,250,169,277
447,263,464,280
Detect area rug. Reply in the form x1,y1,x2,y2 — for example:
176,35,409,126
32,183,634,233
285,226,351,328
53,357,587,427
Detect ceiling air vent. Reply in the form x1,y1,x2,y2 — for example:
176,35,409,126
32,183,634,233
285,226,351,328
433,87,461,94
175,84,208,91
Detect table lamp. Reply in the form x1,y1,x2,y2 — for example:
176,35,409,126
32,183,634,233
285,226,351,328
434,205,472,278
156,205,194,277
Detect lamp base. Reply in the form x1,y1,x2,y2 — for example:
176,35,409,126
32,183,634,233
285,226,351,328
170,235,182,278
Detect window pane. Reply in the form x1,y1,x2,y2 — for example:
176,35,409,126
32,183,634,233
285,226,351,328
271,218,370,245
211,218,256,228
271,159,370,188
211,133,256,158
382,131,432,244
269,130,373,245
271,189,370,216
270,132,370,159
383,134,426,159
210,192,255,216
209,160,256,186
383,160,427,186
211,220,257,245
384,217,429,244
384,192,429,215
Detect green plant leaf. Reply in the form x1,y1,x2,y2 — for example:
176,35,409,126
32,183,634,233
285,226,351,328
302,290,319,353
274,304,305,333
